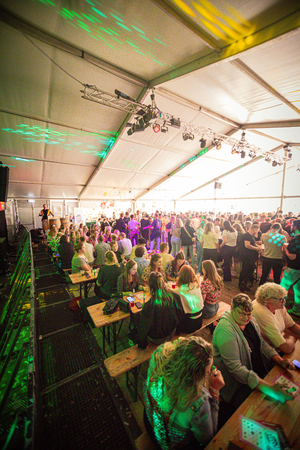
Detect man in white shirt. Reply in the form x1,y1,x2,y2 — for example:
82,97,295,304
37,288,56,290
253,283,300,354
119,232,132,259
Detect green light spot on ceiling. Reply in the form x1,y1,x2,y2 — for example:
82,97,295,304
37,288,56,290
126,40,139,48
11,157,36,162
112,37,123,44
89,14,102,23
153,59,165,66
132,25,145,34
85,0,95,6
78,21,90,30
117,22,131,31
135,49,145,56
100,27,114,35
139,34,152,42
105,43,116,49
154,38,167,46
82,13,95,22
110,13,123,22
106,27,119,36
91,7,107,18
96,34,107,41
72,10,83,19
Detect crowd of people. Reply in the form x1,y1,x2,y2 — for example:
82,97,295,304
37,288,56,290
43,207,300,449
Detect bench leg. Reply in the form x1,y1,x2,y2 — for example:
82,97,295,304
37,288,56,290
126,367,138,402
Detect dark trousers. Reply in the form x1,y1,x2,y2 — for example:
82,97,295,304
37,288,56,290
259,257,283,285
203,248,218,267
239,256,256,286
222,245,236,281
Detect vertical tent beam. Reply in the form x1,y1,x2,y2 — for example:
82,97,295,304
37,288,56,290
280,162,287,210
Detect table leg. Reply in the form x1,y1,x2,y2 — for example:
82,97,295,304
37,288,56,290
102,325,106,356
113,322,117,354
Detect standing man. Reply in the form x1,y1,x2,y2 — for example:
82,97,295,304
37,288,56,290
281,219,300,317
128,214,139,246
39,204,54,234
115,213,127,234
94,235,110,267
149,213,162,251
259,223,286,285
239,224,262,292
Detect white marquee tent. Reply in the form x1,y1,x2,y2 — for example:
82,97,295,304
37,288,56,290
0,0,300,231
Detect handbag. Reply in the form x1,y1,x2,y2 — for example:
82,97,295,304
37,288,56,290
69,295,82,312
103,298,119,315
118,297,130,313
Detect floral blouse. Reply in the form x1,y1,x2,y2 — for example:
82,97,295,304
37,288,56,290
200,279,220,305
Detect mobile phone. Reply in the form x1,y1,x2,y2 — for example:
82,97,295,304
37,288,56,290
292,359,300,370
126,296,135,303
85,272,91,279
135,301,142,309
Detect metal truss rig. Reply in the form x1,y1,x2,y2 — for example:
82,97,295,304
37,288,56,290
81,85,292,165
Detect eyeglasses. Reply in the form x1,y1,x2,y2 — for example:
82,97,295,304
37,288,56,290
269,296,286,303
235,308,252,318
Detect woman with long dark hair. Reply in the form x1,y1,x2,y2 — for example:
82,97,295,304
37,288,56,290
136,272,183,349
165,251,188,281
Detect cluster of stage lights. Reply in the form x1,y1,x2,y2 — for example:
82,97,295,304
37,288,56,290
81,85,296,169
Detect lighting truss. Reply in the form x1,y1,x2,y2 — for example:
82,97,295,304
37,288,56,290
81,85,293,165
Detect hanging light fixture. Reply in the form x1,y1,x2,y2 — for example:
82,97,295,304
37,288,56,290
240,150,246,158
200,137,206,148
152,123,161,133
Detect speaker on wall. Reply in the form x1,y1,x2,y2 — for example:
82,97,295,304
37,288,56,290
0,166,9,202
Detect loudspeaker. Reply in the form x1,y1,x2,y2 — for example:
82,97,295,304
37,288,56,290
0,166,9,202
214,182,222,189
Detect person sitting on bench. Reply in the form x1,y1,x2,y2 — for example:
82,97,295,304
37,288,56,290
144,336,224,449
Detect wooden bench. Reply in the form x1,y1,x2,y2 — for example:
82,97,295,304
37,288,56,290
104,301,230,401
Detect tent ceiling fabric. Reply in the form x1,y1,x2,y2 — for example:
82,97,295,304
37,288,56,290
0,0,299,210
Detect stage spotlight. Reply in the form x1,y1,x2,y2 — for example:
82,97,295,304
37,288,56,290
161,123,168,133
182,132,189,141
272,160,278,167
231,146,239,154
248,151,256,159
189,133,194,140
213,138,222,150
153,123,161,133
240,150,246,158
265,155,271,162
127,125,135,136
200,138,206,149
288,151,292,159
277,160,283,166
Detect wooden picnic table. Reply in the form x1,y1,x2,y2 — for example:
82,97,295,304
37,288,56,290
205,339,300,450
69,268,99,297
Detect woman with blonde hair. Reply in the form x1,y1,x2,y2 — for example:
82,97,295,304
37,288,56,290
171,217,183,256
201,260,223,319
137,272,183,348
200,222,219,266
173,265,203,333
94,250,122,299
71,241,91,273
144,336,224,449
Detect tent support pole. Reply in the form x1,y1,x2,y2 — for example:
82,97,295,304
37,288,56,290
280,162,287,210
